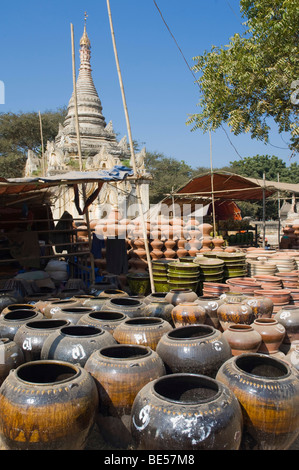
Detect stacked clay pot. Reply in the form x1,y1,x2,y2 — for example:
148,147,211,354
0,360,98,450
216,353,299,450
84,344,165,448
131,373,243,450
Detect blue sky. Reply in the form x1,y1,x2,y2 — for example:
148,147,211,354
0,0,294,169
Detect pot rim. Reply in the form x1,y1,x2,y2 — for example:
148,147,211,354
233,353,291,380
14,360,81,386
152,373,222,405
166,324,215,341
97,343,152,360
60,325,104,337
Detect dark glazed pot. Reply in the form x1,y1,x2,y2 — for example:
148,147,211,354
165,289,198,306
113,317,173,351
195,296,224,329
14,319,70,362
243,295,273,318
103,297,147,318
82,296,111,311
43,299,81,319
51,306,95,325
131,373,243,450
171,302,206,328
77,310,127,335
41,325,117,367
217,296,254,330
143,298,173,325
0,360,98,450
0,290,22,313
84,344,165,448
156,325,232,377
274,305,299,344
1,303,38,316
0,338,24,385
216,353,299,450
0,309,44,340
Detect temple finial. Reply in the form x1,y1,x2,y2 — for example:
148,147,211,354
80,11,90,47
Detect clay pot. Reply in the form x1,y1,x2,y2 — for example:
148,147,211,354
131,373,243,450
285,340,299,371
0,338,24,385
251,318,286,354
77,310,127,335
216,353,299,450
242,295,273,318
254,289,291,306
274,305,299,344
1,303,38,316
31,298,60,315
41,325,117,367
103,297,147,318
156,324,232,378
0,309,44,340
223,324,262,356
143,297,173,325
82,296,111,311
51,306,95,325
44,299,81,319
0,290,23,313
113,317,173,351
0,360,98,450
99,289,129,299
127,273,150,296
165,288,198,306
195,296,225,329
171,302,206,328
217,295,254,331
84,344,165,448
13,319,70,362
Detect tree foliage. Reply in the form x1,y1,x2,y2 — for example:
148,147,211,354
187,0,299,154
0,108,67,177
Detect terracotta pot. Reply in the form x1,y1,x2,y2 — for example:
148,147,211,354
0,360,98,450
251,318,286,354
0,309,44,340
195,296,225,329
274,305,299,344
254,289,291,305
77,310,127,335
0,338,24,385
41,325,117,367
165,289,198,306
131,373,243,450
44,299,81,319
14,319,70,362
103,297,147,318
156,324,232,378
113,317,173,351
171,302,206,328
223,324,262,356
216,353,299,449
217,296,254,331
84,344,165,448
243,295,273,318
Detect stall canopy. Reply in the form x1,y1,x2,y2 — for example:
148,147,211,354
162,171,299,204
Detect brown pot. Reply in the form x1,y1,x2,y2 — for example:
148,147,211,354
217,296,254,331
196,296,225,329
1,304,38,316
44,299,81,319
243,295,273,318
223,324,262,356
171,302,206,328
165,289,198,306
252,318,286,354
274,305,299,344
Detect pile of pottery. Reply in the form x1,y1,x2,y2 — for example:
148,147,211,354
167,262,199,293
247,260,277,277
254,288,291,313
215,252,247,279
275,271,299,289
226,277,262,294
151,260,172,292
193,256,224,284
252,275,282,290
271,256,297,273
202,282,230,297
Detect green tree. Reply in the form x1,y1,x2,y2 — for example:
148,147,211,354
0,107,67,177
187,0,299,154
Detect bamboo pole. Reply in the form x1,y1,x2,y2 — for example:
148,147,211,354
277,173,281,248
70,23,95,286
209,131,217,236
263,172,266,248
38,111,46,176
106,0,155,292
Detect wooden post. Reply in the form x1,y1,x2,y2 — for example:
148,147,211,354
70,23,95,286
38,111,46,176
106,0,155,292
277,173,281,248
209,131,216,236
263,172,266,248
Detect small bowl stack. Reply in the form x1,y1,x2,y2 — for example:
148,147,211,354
215,252,247,279
152,260,172,292
226,277,262,294
167,262,200,292
289,288,299,306
193,257,225,283
275,271,299,289
247,260,277,277
253,275,282,290
202,282,230,297
254,288,291,313
271,256,297,273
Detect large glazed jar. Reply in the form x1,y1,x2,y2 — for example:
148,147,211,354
82,296,111,311
217,294,254,331
113,317,173,351
0,338,24,385
44,299,81,319
274,305,299,344
41,325,117,367
77,310,127,335
0,360,98,450
251,318,286,354
51,306,95,325
103,297,147,318
0,290,22,313
98,289,129,299
14,319,70,362
243,294,273,318
131,373,243,450
285,341,299,371
171,302,206,328
1,303,38,316
0,309,44,340
143,296,173,325
195,296,224,329
156,325,232,378
223,324,262,356
84,344,165,448
216,353,299,450
165,289,198,306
